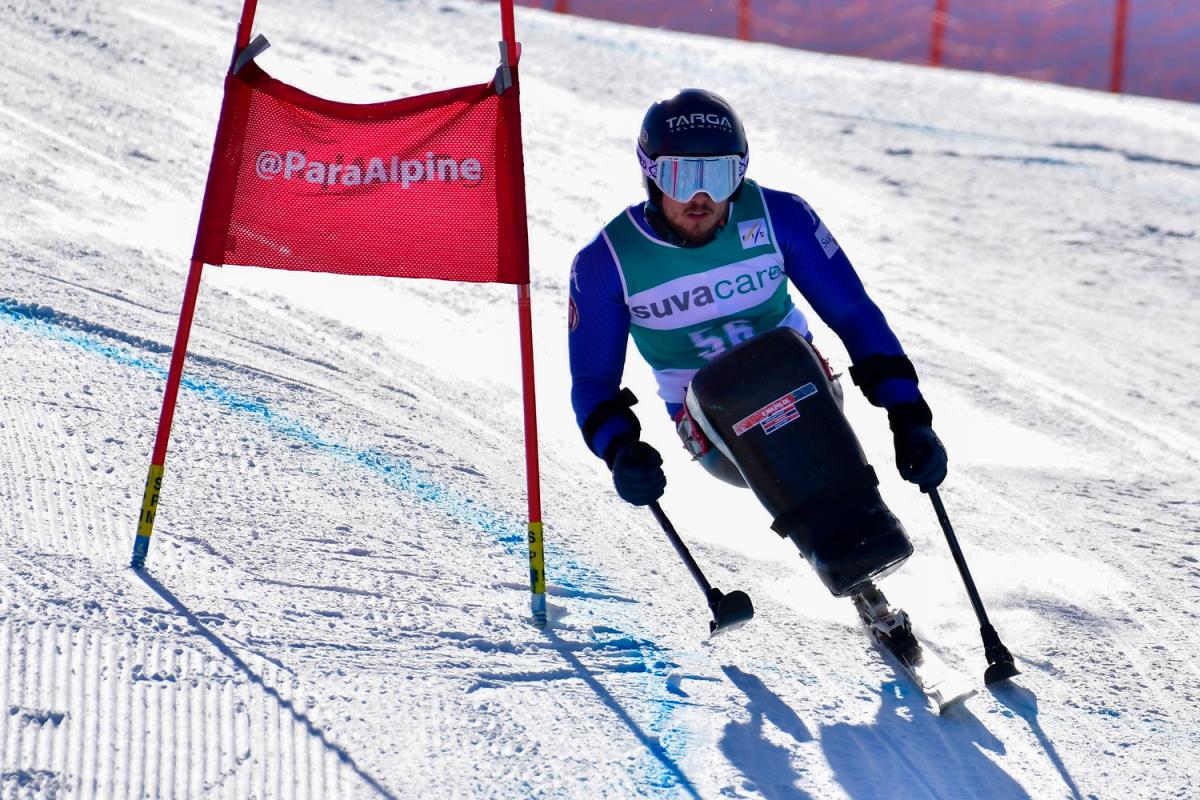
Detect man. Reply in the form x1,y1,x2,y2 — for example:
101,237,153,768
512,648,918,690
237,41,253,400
568,89,946,593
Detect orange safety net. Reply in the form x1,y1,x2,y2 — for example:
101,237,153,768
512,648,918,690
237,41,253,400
521,0,1199,103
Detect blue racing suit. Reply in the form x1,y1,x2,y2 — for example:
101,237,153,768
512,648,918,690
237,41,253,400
568,184,923,464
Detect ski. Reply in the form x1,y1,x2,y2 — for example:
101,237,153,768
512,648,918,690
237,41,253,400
852,584,977,714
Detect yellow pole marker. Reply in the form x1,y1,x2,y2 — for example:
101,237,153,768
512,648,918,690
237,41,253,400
528,521,547,626
131,463,164,568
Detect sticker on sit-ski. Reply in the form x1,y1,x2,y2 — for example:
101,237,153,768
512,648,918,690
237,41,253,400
733,383,818,436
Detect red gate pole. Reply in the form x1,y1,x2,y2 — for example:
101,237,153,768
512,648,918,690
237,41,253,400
516,284,546,627
1111,0,1129,93
501,0,548,627
130,0,260,569
737,0,751,41
930,0,948,66
130,261,205,568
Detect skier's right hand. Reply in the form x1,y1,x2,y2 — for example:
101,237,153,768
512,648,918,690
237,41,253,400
888,400,948,492
609,440,667,506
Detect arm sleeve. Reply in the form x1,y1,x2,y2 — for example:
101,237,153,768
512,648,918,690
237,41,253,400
568,234,639,461
765,188,921,408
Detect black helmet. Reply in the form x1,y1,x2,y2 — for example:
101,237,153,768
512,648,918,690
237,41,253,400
638,89,749,206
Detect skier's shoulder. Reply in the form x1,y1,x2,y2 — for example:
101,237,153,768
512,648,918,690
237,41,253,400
573,228,608,266
572,203,646,296
756,183,849,265
756,183,823,233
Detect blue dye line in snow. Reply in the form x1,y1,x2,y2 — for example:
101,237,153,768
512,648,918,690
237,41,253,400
0,297,602,592
0,297,693,795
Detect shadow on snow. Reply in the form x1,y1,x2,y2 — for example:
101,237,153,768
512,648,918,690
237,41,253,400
991,682,1085,800
718,662,1081,799
542,628,703,800
820,669,1029,800
720,665,816,799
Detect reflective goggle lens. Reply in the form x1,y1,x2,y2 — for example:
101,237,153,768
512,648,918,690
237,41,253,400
657,156,740,202
638,145,748,203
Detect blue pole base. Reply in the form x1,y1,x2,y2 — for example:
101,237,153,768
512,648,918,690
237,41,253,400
530,592,547,629
130,535,150,570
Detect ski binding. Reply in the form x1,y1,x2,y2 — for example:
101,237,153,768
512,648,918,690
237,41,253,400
852,584,977,714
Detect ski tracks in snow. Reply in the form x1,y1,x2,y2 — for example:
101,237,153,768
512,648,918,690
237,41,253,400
0,615,365,799
0,315,389,798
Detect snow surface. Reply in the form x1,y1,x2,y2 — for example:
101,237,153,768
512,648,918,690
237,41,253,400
2,0,1200,797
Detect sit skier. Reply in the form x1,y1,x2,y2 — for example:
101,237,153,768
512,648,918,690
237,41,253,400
567,88,948,606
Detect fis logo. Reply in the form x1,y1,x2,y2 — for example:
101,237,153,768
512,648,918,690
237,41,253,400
738,218,769,249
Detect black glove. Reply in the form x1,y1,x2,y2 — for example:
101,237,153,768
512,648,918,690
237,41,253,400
609,440,666,506
888,401,948,491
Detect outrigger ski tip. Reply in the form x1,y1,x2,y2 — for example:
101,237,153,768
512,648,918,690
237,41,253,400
984,658,1021,685
707,587,754,634
981,623,1021,685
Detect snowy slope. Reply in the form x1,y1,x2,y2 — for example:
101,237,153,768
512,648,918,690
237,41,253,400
2,0,1200,797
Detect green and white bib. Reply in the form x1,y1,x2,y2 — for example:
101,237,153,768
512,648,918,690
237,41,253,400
602,180,809,403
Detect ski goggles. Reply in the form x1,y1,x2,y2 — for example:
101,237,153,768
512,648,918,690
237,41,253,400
637,143,748,203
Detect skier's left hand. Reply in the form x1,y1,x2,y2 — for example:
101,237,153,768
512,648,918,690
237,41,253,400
888,401,948,491
609,440,667,506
